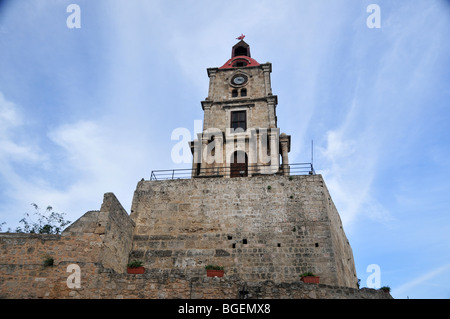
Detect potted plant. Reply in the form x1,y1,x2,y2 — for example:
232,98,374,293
300,271,320,284
127,260,145,274
205,265,224,277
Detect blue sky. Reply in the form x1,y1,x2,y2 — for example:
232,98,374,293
1,0,449,299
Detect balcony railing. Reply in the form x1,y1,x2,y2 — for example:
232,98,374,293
150,163,315,181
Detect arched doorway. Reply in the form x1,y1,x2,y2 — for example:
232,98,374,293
230,151,248,178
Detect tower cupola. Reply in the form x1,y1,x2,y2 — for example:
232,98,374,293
220,39,260,69
232,40,251,57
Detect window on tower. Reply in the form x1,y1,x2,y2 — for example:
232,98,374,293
231,110,246,131
240,88,247,97
232,89,238,97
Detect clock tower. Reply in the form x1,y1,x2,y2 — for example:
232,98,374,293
190,39,291,178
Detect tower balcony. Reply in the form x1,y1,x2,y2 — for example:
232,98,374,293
149,163,315,181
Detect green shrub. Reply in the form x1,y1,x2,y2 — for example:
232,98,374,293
380,286,391,293
205,265,224,270
127,260,144,268
300,271,315,277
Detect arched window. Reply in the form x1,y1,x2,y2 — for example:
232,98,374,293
232,89,238,97
240,88,247,97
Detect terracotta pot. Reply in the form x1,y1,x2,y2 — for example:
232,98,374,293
127,267,145,274
301,276,320,284
206,269,224,277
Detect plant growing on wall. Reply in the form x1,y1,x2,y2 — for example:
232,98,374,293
15,203,71,235
127,260,144,268
300,271,315,277
380,286,391,293
205,265,224,270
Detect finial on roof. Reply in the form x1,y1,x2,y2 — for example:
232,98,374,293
236,34,245,41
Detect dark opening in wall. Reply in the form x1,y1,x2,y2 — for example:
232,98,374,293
243,239,247,244
315,243,319,247
277,243,281,247
234,46,248,57
228,235,233,240
232,243,236,248
233,60,248,67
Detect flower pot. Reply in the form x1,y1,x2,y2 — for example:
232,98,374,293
206,269,224,277
301,276,320,284
127,267,145,274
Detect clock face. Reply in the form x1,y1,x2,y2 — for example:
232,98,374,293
232,74,248,86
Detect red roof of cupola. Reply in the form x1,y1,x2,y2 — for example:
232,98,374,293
219,39,260,69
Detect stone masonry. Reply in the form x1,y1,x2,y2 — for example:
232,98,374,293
130,174,357,288
0,176,391,299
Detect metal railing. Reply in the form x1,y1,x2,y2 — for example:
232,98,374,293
150,163,315,181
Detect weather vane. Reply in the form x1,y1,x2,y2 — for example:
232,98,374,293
236,34,245,40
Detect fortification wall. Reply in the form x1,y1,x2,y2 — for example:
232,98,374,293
129,174,358,288
0,192,135,298
0,175,374,299
0,259,390,299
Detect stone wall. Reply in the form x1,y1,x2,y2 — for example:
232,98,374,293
0,260,391,299
0,175,376,299
0,192,135,298
0,232,101,298
129,174,358,288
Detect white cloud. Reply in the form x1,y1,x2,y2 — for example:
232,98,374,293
321,130,356,161
47,119,148,208
0,92,46,168
311,1,450,233
318,135,381,229
0,93,54,227
0,92,20,129
316,91,388,229
0,101,151,228
49,121,114,176
392,263,450,298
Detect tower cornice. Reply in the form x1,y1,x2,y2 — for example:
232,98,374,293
201,95,278,108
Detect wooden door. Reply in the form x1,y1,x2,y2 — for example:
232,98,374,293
230,151,248,178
